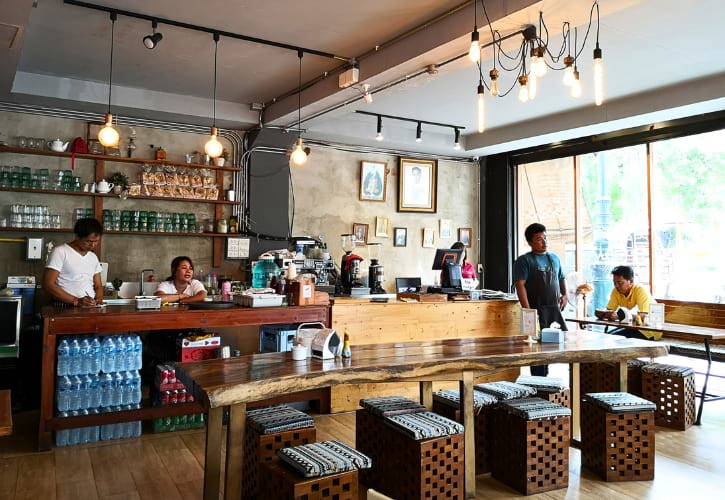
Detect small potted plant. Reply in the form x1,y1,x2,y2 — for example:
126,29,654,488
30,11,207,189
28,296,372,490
214,149,229,167
107,172,129,195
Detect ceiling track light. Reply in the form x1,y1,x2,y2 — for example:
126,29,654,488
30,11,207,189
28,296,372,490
415,122,422,143
359,83,373,104
143,20,163,49
453,128,461,150
375,115,383,141
204,33,223,158
355,110,465,147
98,12,119,148
290,50,308,167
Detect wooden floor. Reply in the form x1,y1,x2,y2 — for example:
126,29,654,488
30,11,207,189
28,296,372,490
2,371,724,499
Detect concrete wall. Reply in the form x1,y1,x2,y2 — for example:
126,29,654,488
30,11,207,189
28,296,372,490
1,111,479,295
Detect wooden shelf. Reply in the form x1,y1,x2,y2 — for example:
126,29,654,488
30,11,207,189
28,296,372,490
0,186,239,205
0,227,242,238
0,145,241,172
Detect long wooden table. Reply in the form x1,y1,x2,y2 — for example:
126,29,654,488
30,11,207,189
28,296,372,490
576,317,725,424
177,331,667,500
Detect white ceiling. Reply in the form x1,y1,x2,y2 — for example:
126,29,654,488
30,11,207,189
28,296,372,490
2,0,724,157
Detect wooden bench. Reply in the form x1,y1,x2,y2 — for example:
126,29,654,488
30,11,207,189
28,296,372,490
0,390,12,436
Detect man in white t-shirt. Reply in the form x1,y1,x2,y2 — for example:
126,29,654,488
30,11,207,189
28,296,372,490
43,218,104,307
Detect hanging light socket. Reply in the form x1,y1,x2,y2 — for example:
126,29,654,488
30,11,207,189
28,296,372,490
415,122,422,143
375,115,383,141
98,12,119,148
205,33,223,158
453,128,461,150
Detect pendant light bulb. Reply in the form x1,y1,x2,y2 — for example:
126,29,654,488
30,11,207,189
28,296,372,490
518,75,529,103
205,127,223,158
489,68,499,97
571,70,582,98
98,113,119,147
528,72,537,100
468,29,480,63
593,46,604,105
477,83,485,133
532,46,547,77
563,56,575,86
290,137,308,167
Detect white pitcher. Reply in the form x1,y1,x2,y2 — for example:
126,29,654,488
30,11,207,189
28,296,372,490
96,179,114,193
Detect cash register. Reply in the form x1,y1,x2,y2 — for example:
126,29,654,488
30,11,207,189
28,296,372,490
427,248,464,294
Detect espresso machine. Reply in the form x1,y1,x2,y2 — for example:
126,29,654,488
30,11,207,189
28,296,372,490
366,242,386,294
340,234,364,294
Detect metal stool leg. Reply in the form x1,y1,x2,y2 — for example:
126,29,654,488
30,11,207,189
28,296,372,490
694,340,712,425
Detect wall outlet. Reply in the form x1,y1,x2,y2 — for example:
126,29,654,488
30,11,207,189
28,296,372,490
27,237,44,260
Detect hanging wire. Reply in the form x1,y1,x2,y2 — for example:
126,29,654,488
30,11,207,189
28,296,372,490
107,12,117,115
211,33,219,128
297,49,303,139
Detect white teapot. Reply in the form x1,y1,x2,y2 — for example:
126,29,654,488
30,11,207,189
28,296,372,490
96,179,114,193
47,138,69,152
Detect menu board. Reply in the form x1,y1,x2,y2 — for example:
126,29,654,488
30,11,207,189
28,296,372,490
226,237,250,259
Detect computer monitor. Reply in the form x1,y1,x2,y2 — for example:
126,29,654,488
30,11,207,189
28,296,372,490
431,248,464,270
431,248,464,290
396,277,422,293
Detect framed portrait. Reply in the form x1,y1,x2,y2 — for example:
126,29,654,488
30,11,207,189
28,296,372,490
352,223,369,245
458,227,472,247
398,158,437,213
422,227,435,248
375,216,390,237
359,160,387,202
393,227,407,247
439,219,452,239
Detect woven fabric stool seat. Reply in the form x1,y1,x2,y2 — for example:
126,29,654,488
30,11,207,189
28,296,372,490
489,397,570,495
641,363,696,430
432,389,497,474
581,392,656,481
515,375,571,407
474,380,537,400
259,440,371,500
242,404,316,498
357,403,464,500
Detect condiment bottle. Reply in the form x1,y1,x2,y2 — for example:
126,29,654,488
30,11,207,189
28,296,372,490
155,147,167,161
216,218,228,234
341,330,351,358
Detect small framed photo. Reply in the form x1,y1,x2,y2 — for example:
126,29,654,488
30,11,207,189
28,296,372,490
521,308,538,338
439,219,452,239
422,227,435,248
359,160,387,202
352,223,369,245
375,216,390,237
648,303,665,327
398,158,437,213
458,227,472,247
394,227,407,247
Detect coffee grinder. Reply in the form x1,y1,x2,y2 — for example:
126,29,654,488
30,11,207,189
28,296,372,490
340,234,363,294
366,242,386,294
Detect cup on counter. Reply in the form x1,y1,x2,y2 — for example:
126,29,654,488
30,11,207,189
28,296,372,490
291,344,307,361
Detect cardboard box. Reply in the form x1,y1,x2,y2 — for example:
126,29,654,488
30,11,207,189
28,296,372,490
287,279,316,306
177,335,221,361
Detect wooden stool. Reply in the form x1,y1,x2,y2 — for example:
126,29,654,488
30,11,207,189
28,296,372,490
259,440,371,500
580,360,650,395
355,396,426,488
242,404,316,498
516,375,571,407
489,397,570,495
432,388,497,474
581,392,656,481
641,363,696,430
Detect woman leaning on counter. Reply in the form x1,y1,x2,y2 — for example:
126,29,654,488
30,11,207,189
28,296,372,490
154,256,207,304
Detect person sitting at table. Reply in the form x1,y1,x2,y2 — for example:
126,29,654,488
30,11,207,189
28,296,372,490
603,265,660,340
155,256,207,304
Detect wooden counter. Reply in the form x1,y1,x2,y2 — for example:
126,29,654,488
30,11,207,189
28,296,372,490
38,303,330,451
329,298,520,411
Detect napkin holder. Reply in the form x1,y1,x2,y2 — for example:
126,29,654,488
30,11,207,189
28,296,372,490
541,327,565,343
310,328,340,359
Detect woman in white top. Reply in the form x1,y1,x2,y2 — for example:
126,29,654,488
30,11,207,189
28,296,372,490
43,218,104,307
155,256,207,304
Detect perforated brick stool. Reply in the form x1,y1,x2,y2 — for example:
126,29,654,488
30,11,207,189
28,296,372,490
355,396,426,488
581,392,656,481
489,397,571,495
474,380,537,400
580,360,650,395
242,404,316,498
641,363,696,430
515,375,571,407
432,388,497,474
259,440,371,500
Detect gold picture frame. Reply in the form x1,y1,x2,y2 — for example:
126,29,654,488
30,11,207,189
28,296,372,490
375,216,390,237
458,227,472,247
352,223,369,245
398,158,437,213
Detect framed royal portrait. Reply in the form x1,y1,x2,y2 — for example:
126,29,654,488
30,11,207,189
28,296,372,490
375,216,390,237
359,160,387,202
422,227,436,248
398,158,437,213
458,227,472,247
393,227,407,247
352,223,369,245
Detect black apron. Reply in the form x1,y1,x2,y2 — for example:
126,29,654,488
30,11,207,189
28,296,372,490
525,253,568,332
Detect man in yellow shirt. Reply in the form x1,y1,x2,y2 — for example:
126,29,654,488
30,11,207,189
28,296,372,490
604,265,660,340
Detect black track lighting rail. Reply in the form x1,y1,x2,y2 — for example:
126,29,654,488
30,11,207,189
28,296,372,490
64,0,353,62
355,110,465,131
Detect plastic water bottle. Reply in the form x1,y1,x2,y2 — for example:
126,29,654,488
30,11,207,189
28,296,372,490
56,375,71,412
78,374,92,409
79,338,91,374
55,411,69,446
69,375,82,410
131,403,142,437
78,408,90,444
132,335,143,370
111,406,124,440
89,374,102,409
125,337,135,372
120,404,133,438
115,336,126,372
120,371,131,405
68,338,81,375
100,373,113,407
131,370,142,404
100,407,114,441
87,408,100,443
252,256,280,288
112,372,124,406
57,338,70,376
90,337,102,374
68,410,80,445
101,336,115,373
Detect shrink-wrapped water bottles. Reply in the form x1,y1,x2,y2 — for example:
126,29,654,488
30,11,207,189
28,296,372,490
57,339,70,376
101,336,115,373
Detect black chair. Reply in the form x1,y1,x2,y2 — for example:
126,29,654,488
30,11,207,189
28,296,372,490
395,277,421,293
